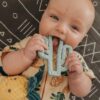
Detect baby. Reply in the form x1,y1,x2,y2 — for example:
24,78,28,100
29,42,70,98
0,0,95,99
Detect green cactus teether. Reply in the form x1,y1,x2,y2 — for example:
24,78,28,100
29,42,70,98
38,36,73,76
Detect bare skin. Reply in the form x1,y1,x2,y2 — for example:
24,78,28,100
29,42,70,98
2,0,95,97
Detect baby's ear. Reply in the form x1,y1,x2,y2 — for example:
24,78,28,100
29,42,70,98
84,34,88,37
90,0,93,2
89,0,93,3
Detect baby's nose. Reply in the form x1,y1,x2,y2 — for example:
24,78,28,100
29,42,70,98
56,23,68,34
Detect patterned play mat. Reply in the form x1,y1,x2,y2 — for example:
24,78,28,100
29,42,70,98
0,0,100,100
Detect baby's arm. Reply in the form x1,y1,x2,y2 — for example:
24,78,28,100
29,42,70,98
66,51,93,97
2,34,47,75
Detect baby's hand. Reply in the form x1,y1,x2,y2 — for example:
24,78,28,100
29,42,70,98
23,34,48,62
66,51,83,78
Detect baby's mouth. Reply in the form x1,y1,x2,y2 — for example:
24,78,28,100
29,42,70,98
52,37,59,53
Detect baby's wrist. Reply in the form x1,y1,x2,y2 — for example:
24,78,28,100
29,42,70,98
68,72,91,83
20,49,33,65
68,72,85,80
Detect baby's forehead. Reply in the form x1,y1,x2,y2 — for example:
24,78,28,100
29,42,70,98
48,0,95,24
48,1,92,17
48,0,94,11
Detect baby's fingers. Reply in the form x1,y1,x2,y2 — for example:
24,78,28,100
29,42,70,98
31,41,47,52
67,60,82,73
33,34,45,43
66,52,83,73
30,35,48,50
66,51,78,64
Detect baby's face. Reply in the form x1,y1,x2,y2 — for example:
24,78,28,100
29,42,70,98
39,0,95,49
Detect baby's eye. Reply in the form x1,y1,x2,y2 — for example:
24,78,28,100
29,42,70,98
50,15,59,21
71,25,79,31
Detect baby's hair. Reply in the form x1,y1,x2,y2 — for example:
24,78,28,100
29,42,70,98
48,0,94,5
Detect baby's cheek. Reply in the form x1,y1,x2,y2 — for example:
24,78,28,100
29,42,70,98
71,43,79,49
71,38,82,48
64,39,78,49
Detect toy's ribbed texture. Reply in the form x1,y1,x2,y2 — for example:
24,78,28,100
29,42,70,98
38,36,73,76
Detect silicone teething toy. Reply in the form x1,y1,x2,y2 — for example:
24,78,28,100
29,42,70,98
38,36,73,76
